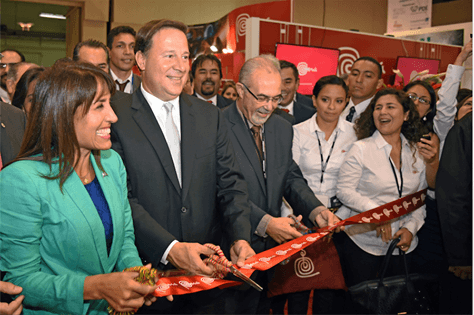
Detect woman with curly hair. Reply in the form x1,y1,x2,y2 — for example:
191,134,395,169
334,88,426,291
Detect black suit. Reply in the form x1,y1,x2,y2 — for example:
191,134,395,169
193,93,233,109
293,100,316,125
296,92,313,109
436,113,472,314
222,102,322,314
0,102,26,165
111,90,251,268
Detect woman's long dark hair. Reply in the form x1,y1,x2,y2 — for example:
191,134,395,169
8,62,115,191
11,66,45,110
403,81,436,134
355,88,424,151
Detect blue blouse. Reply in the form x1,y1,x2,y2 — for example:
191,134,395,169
84,176,113,254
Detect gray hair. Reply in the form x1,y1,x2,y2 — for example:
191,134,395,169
239,54,280,85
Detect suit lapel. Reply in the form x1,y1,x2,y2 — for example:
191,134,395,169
228,104,266,194
131,90,181,194
62,160,108,273
92,154,120,268
180,95,196,201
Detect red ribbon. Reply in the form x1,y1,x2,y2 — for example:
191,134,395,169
153,189,427,297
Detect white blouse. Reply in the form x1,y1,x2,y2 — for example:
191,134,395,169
292,114,357,207
336,130,427,255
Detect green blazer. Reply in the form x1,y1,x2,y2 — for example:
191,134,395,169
0,149,142,314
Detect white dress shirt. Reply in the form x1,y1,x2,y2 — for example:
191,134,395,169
278,101,294,116
292,114,357,207
141,85,181,264
336,130,427,256
195,93,217,105
110,69,134,94
340,96,374,123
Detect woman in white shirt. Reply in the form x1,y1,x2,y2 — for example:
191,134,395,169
335,88,426,287
276,76,356,315
293,75,357,209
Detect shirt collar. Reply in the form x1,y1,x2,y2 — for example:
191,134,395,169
195,93,217,105
279,100,294,115
110,69,133,84
350,95,374,114
311,113,349,134
141,85,180,109
373,130,409,150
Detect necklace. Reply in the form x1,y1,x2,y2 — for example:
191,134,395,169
78,166,92,184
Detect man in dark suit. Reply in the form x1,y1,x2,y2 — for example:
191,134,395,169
222,55,340,314
191,54,232,108
107,26,141,93
295,92,313,108
436,112,472,314
73,39,110,73
110,19,254,313
0,101,25,168
278,60,316,124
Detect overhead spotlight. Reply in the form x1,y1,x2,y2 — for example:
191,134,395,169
18,22,34,31
39,13,66,20
223,48,234,54
210,45,218,52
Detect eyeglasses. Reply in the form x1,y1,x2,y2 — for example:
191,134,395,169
0,62,19,69
241,82,282,104
408,94,430,105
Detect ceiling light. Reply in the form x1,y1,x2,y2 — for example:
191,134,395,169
39,13,66,20
210,45,218,52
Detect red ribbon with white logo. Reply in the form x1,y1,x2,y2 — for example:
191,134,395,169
153,189,427,297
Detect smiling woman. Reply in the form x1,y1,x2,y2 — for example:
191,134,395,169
0,62,158,314
334,89,427,292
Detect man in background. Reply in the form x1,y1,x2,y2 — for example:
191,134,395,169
0,50,25,103
73,39,109,72
107,26,141,93
278,60,315,124
191,54,232,108
340,56,383,123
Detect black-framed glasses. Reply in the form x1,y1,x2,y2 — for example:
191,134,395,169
241,82,282,104
408,94,430,105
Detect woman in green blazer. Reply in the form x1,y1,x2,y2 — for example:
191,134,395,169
0,62,157,314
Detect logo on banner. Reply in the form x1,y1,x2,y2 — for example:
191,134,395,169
294,249,320,278
337,47,360,76
179,280,200,289
201,277,215,285
236,13,250,42
297,62,317,76
156,283,177,292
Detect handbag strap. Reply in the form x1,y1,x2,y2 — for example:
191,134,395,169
378,237,410,287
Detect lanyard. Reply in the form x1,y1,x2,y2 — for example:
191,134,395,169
315,130,338,183
388,148,403,198
244,119,266,179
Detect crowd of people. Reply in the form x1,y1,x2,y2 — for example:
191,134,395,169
0,18,472,315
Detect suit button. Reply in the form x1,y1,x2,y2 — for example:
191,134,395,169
181,207,187,213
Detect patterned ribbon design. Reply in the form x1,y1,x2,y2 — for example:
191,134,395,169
152,189,427,297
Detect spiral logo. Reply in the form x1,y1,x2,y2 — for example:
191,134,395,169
294,250,319,278
236,13,250,42
337,47,360,76
179,281,193,289
298,62,309,76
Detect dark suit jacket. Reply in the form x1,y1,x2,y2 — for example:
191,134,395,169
296,92,314,109
111,90,251,268
193,93,233,109
0,102,26,165
132,73,141,92
222,102,322,254
293,100,316,125
436,112,472,266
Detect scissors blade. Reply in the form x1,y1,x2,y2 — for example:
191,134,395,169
230,266,263,291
